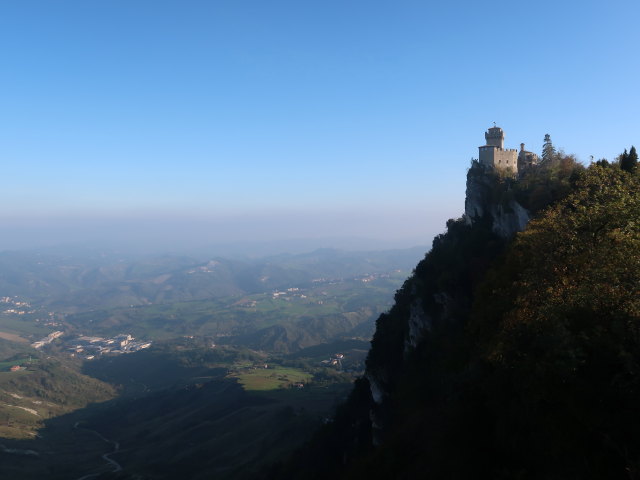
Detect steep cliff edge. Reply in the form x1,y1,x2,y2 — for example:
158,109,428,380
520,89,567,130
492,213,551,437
364,162,524,445
270,155,621,480
271,163,540,479
464,161,530,238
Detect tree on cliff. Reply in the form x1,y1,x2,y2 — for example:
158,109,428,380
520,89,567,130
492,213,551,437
472,164,640,478
620,145,638,173
541,133,556,163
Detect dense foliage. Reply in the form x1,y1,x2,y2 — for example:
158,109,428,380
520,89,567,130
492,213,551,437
620,146,638,173
272,160,640,480
470,165,640,478
542,133,556,164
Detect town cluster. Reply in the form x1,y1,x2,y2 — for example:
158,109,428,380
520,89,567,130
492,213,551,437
0,296,36,315
271,287,307,300
1,295,61,326
321,352,346,368
31,330,64,349
66,334,152,360
30,330,152,361
356,272,398,283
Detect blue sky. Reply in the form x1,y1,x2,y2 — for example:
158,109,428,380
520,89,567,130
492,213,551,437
0,0,638,252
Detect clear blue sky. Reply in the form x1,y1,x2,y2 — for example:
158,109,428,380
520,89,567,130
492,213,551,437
0,0,638,253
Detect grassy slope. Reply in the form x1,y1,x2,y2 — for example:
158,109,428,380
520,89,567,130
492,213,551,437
230,364,312,391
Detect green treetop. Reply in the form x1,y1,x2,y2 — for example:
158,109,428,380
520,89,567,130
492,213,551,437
542,133,556,163
621,145,638,173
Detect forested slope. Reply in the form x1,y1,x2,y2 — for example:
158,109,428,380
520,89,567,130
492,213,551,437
270,157,640,479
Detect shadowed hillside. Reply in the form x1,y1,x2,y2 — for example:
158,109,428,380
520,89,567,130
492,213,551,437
270,157,640,479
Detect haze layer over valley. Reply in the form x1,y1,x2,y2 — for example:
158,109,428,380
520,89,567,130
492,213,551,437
1,1,639,478
0,245,423,479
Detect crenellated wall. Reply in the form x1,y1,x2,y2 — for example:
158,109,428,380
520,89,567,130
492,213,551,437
479,146,518,172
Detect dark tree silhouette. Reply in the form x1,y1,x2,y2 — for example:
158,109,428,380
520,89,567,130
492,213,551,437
621,145,638,173
542,133,556,163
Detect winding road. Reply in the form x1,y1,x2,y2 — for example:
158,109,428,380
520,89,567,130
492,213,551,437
74,422,122,480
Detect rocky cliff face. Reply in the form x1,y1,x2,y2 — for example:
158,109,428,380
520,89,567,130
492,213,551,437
363,162,531,446
272,156,589,480
464,162,530,238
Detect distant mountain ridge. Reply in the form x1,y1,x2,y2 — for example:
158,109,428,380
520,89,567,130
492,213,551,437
0,247,426,312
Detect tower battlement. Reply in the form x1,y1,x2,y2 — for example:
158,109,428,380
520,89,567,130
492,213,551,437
478,125,538,174
484,126,505,149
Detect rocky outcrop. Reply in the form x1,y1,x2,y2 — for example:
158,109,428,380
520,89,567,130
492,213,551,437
366,372,386,405
272,153,592,480
405,299,429,352
464,161,530,239
489,200,529,238
363,162,532,445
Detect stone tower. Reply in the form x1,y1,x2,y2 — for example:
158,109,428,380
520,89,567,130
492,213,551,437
478,125,518,173
518,143,539,170
485,126,504,148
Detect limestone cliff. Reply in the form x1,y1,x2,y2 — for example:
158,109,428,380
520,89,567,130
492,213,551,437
464,161,530,238
271,154,587,480
365,162,530,428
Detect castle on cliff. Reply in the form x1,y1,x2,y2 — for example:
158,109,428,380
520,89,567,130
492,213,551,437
478,125,538,174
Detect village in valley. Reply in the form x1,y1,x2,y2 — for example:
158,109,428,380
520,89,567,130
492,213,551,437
1,296,152,362
31,331,152,361
62,334,152,360
0,269,388,377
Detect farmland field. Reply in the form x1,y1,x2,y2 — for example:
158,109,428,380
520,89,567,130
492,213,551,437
229,364,312,391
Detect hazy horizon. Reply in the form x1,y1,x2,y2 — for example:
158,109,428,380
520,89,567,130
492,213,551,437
0,208,440,257
1,2,638,256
